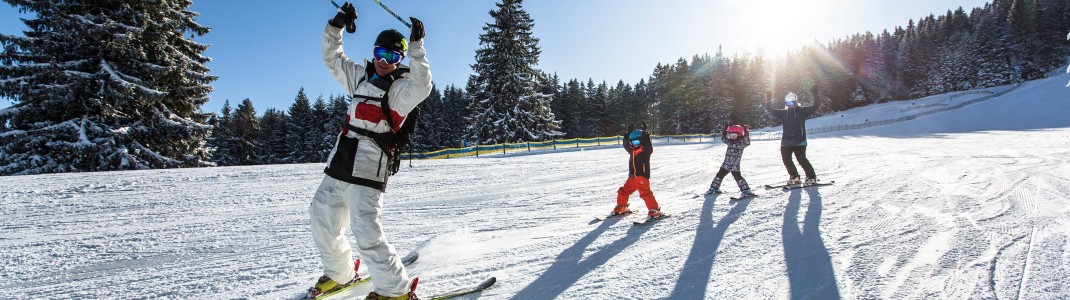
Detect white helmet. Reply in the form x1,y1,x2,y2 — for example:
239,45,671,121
784,92,798,103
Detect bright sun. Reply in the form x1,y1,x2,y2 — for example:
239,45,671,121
732,0,827,56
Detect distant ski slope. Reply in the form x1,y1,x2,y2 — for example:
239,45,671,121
1,72,1068,299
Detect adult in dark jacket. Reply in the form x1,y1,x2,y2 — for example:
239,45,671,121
765,85,823,186
612,126,663,219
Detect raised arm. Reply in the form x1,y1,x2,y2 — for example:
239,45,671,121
387,17,432,116
764,91,786,120
801,84,823,116
322,24,366,96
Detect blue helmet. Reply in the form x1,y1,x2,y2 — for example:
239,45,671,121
628,130,643,141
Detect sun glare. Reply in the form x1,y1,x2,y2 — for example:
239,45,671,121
732,0,827,56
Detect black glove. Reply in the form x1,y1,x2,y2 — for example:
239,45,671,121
330,2,358,33
409,17,425,42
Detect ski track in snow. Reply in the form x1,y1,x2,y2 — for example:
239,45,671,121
2,74,1070,299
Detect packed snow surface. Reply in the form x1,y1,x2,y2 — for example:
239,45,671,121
2,72,1070,299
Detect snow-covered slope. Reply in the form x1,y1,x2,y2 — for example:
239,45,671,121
2,72,1069,299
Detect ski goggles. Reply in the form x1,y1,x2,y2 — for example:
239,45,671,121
727,132,739,139
373,46,405,64
785,101,797,108
630,139,641,146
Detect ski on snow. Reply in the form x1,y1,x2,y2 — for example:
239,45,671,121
764,180,835,190
594,210,634,221
696,191,758,201
424,276,497,300
632,214,671,226
729,194,759,201
302,251,420,300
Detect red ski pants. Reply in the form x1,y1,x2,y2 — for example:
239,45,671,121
617,176,659,209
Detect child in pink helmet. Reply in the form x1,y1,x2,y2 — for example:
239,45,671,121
706,124,754,198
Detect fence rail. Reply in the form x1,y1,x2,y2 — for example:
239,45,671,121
402,85,1017,160
402,134,719,160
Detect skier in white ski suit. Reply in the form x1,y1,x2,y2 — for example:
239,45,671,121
308,2,430,299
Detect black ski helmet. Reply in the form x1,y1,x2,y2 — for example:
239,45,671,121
375,29,408,53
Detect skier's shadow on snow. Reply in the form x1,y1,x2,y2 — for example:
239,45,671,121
782,188,841,299
513,216,649,299
668,194,751,299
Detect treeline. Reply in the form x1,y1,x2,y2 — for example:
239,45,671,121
199,0,1070,166
207,89,347,166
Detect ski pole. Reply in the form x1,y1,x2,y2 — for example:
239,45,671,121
330,0,341,8
373,0,412,29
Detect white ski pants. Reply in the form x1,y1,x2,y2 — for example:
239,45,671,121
309,176,411,297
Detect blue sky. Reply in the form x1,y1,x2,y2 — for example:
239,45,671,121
1,0,991,114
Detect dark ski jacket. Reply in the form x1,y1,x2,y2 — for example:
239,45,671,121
765,101,821,147
720,128,751,172
623,132,653,178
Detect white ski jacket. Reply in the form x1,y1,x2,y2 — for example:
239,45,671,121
321,24,432,191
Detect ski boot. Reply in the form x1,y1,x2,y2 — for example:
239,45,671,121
786,176,802,186
804,177,818,186
705,187,722,195
306,260,361,299
611,204,630,216
308,274,359,299
365,277,419,300
647,207,665,220
739,189,756,197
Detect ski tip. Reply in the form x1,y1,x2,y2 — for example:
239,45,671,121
403,252,419,265
482,277,497,287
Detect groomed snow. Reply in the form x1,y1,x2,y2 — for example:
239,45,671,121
2,72,1069,299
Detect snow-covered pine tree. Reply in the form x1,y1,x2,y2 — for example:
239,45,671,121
465,0,561,144
605,80,633,133
586,79,608,137
439,85,469,148
230,99,259,165
259,108,288,164
894,19,926,98
1008,0,1042,80
210,100,236,166
285,88,316,163
733,52,770,128
558,79,584,138
654,58,690,134
973,3,1018,88
709,66,733,131
310,96,330,162
632,79,654,129
681,54,711,133
411,84,442,152
326,94,348,155
1032,0,1070,76
0,0,215,175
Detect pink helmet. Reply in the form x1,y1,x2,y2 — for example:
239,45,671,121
727,125,745,136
